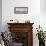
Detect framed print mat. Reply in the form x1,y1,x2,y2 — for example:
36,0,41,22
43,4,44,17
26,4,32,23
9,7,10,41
14,7,28,14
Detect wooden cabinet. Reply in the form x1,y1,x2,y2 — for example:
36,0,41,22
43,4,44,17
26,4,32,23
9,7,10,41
7,23,34,46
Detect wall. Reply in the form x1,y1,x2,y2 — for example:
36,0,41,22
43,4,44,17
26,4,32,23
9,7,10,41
40,0,46,31
40,0,46,13
0,0,2,32
2,0,40,30
2,0,46,46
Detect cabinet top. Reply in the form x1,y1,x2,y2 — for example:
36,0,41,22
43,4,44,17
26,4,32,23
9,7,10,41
7,23,34,25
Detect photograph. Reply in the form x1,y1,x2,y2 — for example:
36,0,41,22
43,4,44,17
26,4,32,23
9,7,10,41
0,0,46,46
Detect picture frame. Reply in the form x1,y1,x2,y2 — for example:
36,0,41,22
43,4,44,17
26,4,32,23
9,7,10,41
14,7,28,14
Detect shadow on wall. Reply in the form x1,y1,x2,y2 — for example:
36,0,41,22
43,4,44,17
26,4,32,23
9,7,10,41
0,0,2,32
40,0,46,13
0,16,2,32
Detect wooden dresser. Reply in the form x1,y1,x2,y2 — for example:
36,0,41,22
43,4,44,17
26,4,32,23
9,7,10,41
7,23,34,46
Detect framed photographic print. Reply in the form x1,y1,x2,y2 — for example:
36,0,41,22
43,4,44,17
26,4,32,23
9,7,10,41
14,7,28,14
